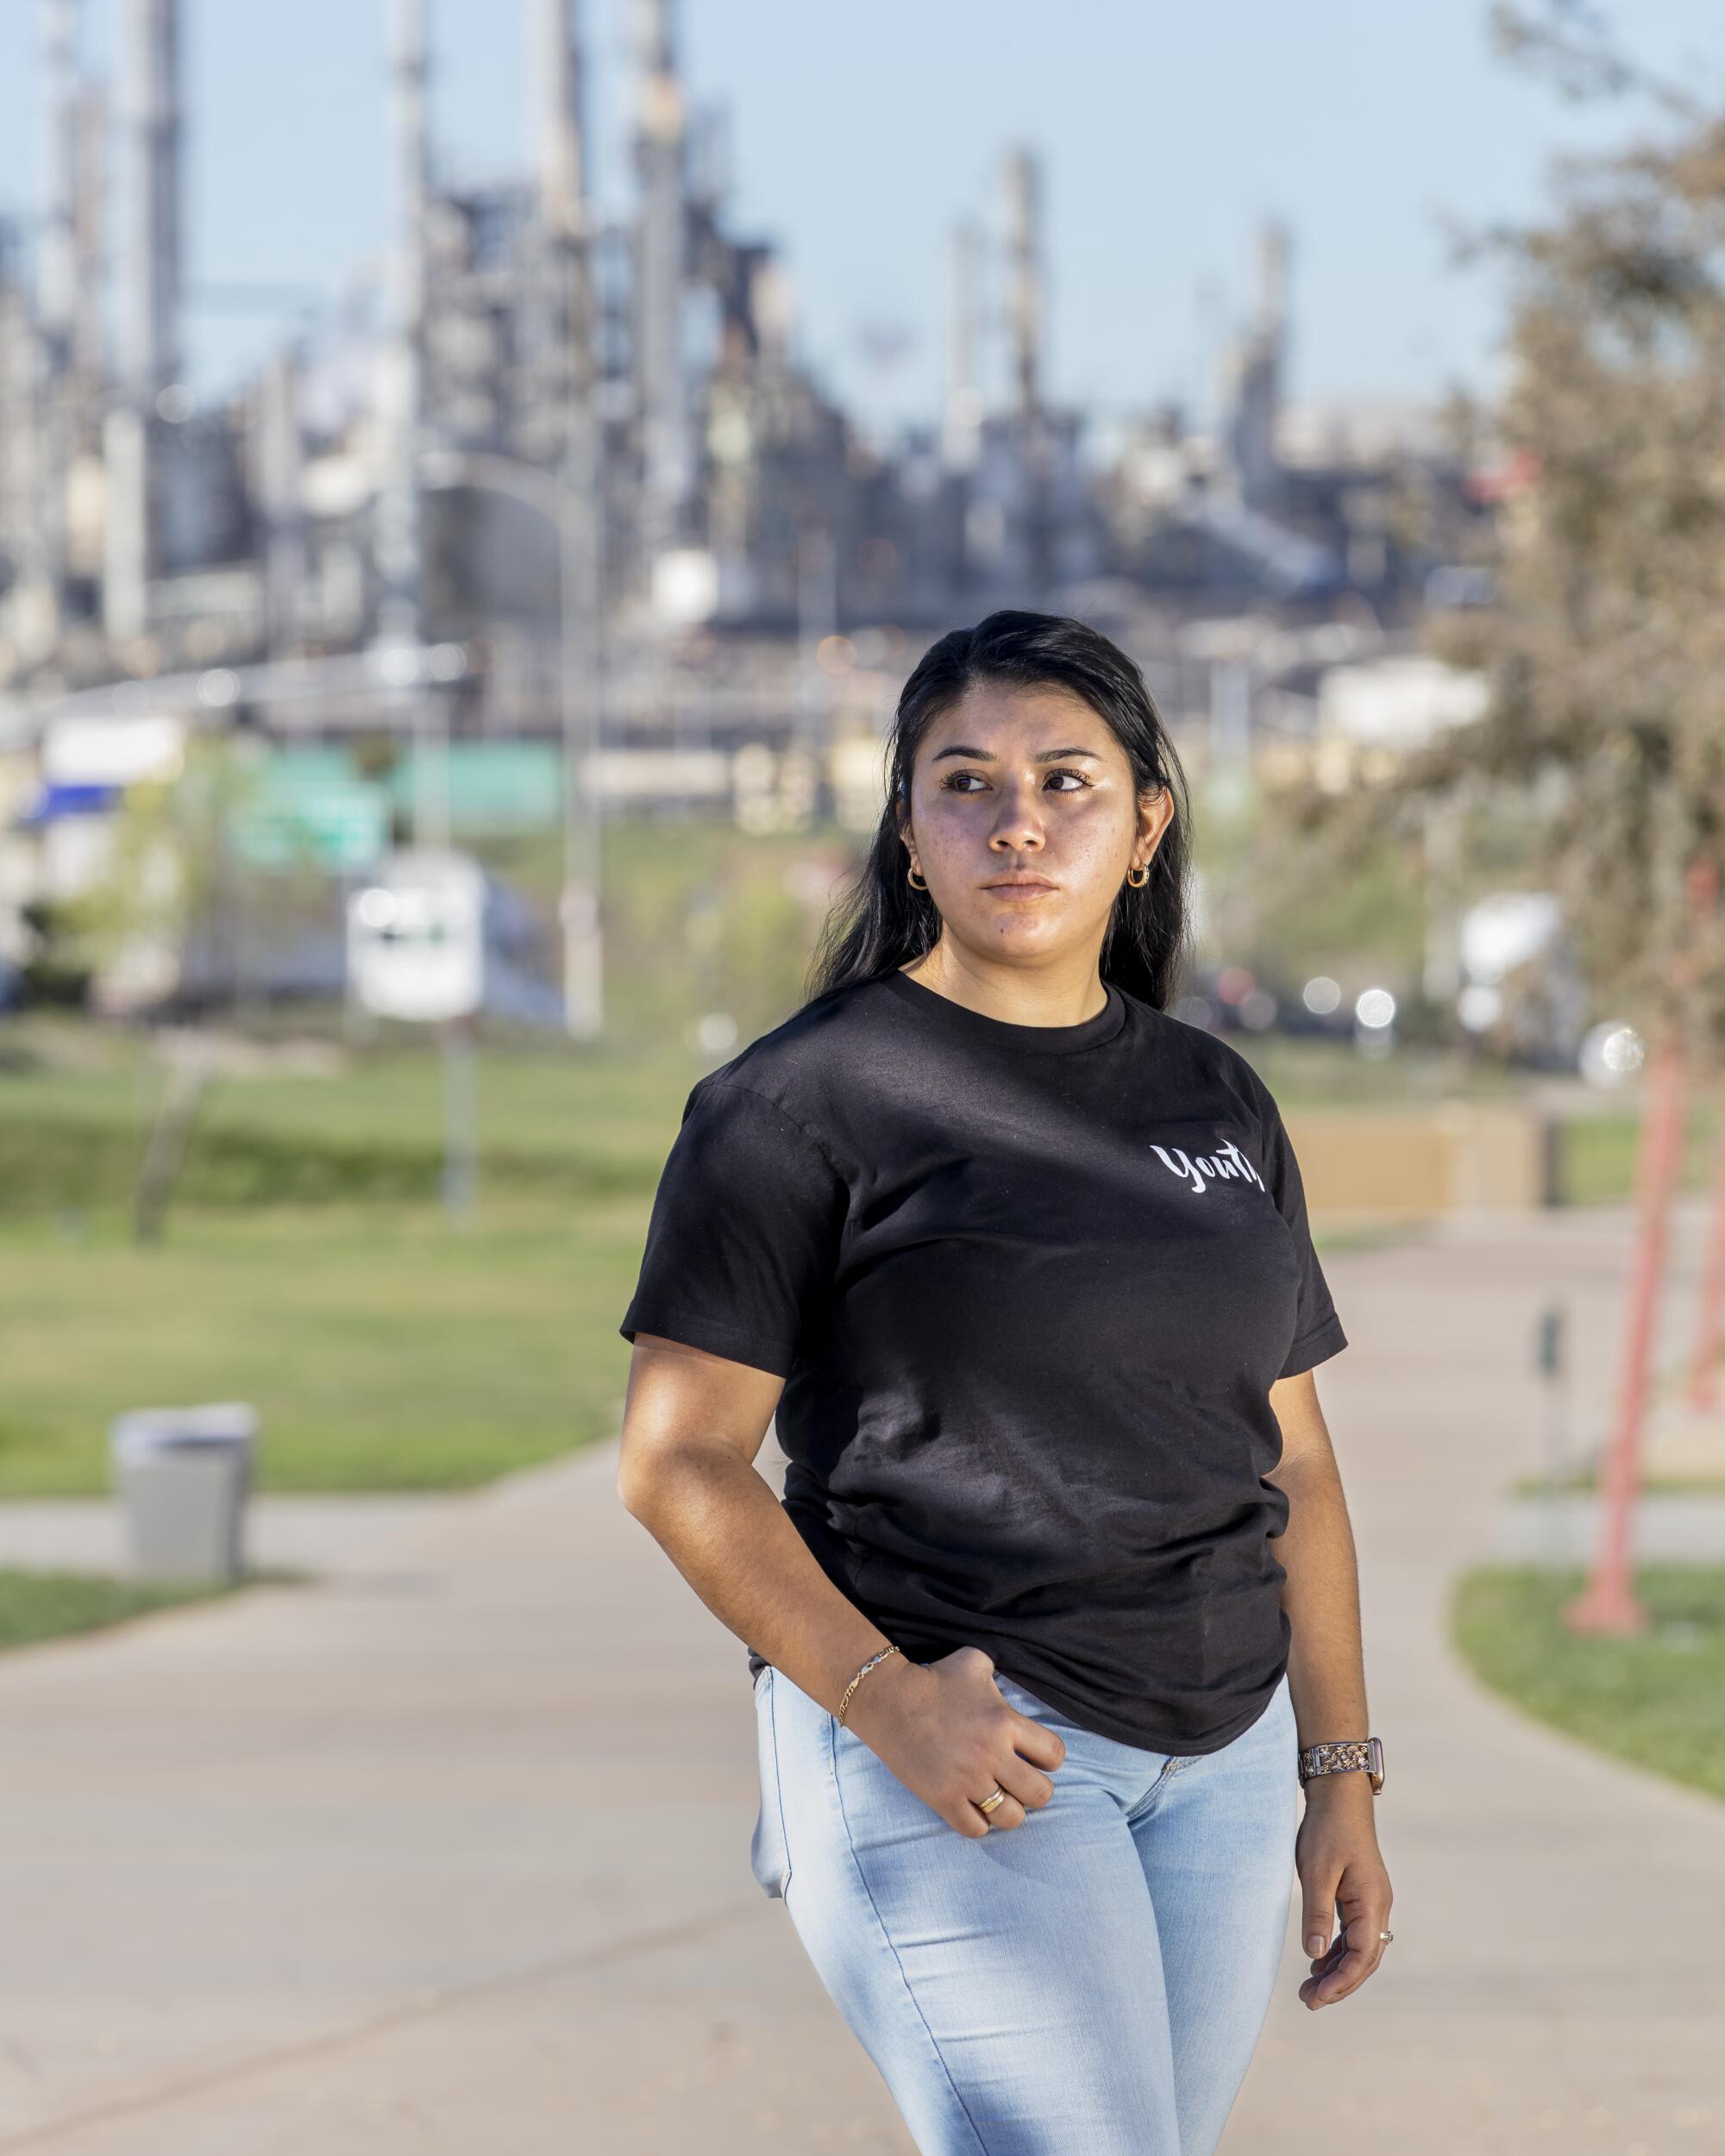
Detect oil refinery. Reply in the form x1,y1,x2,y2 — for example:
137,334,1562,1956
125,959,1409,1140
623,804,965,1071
0,1,1493,1018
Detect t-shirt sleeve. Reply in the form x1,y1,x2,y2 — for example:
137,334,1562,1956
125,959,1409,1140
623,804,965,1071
618,1079,846,1378
1251,1081,1348,1379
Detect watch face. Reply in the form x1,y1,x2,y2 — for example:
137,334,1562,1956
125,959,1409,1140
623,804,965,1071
1367,1736,1384,1790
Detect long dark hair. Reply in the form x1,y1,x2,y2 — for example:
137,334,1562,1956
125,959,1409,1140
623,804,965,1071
806,609,1192,1011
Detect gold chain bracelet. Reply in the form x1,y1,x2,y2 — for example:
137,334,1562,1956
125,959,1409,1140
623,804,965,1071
836,1642,902,1725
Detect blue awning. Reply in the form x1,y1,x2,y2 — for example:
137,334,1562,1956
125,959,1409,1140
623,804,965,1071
13,781,124,827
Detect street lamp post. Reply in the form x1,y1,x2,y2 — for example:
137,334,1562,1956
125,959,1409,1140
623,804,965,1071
417,445,604,1041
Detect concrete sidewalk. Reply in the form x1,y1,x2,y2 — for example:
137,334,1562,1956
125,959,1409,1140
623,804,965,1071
1226,1200,1725,2155
0,1445,820,2155
0,1205,1719,2152
0,1494,462,1581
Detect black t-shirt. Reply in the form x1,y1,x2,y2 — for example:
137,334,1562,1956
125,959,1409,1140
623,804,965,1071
618,966,1347,1754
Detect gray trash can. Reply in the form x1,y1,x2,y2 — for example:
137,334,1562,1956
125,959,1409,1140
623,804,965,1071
109,1402,258,1583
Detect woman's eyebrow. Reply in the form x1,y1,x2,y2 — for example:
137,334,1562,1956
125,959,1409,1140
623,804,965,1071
930,745,1103,764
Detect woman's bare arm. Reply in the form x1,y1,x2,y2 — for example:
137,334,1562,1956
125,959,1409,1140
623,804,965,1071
1265,1367,1393,2009
615,1332,1064,1835
1264,1369,1370,1765
616,1332,903,1719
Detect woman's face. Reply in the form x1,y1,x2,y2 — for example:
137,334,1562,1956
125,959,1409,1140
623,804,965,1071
899,679,1174,972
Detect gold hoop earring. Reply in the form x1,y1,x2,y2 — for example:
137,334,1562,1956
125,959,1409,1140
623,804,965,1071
1125,862,1149,889
907,862,928,891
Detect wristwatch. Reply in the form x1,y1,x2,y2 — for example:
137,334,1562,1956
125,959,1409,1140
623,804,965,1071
1298,1737,1384,1795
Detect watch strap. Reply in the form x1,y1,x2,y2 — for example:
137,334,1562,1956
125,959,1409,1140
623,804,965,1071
1298,1735,1384,1794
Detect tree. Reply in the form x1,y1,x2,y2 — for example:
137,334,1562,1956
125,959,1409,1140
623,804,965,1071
1310,3,1725,1631
1322,7,1725,1040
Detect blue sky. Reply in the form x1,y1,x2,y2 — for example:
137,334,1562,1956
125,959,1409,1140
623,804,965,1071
1,2,1720,442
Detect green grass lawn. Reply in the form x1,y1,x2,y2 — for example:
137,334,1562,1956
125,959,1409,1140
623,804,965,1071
0,1565,290,1652
1558,1105,1722,1209
0,1194,649,1495
0,1030,695,1211
1509,1470,1725,1496
0,1038,702,1495
1452,1563,1725,1802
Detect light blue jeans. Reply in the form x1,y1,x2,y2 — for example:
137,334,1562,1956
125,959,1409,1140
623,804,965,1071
750,1659,1300,2156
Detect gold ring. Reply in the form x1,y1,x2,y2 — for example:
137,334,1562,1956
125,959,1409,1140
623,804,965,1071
976,1788,1007,1815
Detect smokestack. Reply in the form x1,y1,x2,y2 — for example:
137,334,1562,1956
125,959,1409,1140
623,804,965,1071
38,3,78,362
1225,219,1289,511
524,0,593,469
31,0,79,633
375,0,448,848
636,0,674,79
122,0,180,408
943,218,982,473
633,0,691,561
1256,218,1289,342
257,348,306,656
1003,146,1053,597
104,0,180,644
373,0,428,655
1002,147,1042,428
533,0,586,240
72,78,106,406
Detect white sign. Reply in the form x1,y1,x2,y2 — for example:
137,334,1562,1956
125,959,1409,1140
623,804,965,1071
1458,892,1561,985
1318,657,1489,750
347,849,485,1022
45,713,185,786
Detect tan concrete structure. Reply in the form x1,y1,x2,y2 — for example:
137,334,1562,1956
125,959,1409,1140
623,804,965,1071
0,1202,1719,2151
1287,1100,1551,1215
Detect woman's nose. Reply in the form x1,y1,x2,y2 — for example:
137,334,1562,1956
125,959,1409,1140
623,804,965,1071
990,787,1047,846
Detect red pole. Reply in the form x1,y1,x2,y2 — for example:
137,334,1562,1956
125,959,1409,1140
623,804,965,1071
1564,1022,1686,1636
1684,1106,1725,1411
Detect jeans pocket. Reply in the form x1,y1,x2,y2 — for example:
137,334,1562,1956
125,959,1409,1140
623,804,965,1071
749,1666,794,1899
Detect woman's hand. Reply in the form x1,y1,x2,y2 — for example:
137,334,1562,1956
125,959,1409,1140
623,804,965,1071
1295,1778,1393,2009
842,1644,1066,1838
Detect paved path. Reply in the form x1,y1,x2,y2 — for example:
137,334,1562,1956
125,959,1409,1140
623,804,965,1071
1226,1200,1725,2156
1492,1490,1725,1563
0,1204,1720,2153
0,1495,461,1581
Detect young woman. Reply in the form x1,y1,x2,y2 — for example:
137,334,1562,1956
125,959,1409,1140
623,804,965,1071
616,610,1393,2156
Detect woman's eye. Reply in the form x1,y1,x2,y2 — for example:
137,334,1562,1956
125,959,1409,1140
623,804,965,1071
940,770,1090,793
